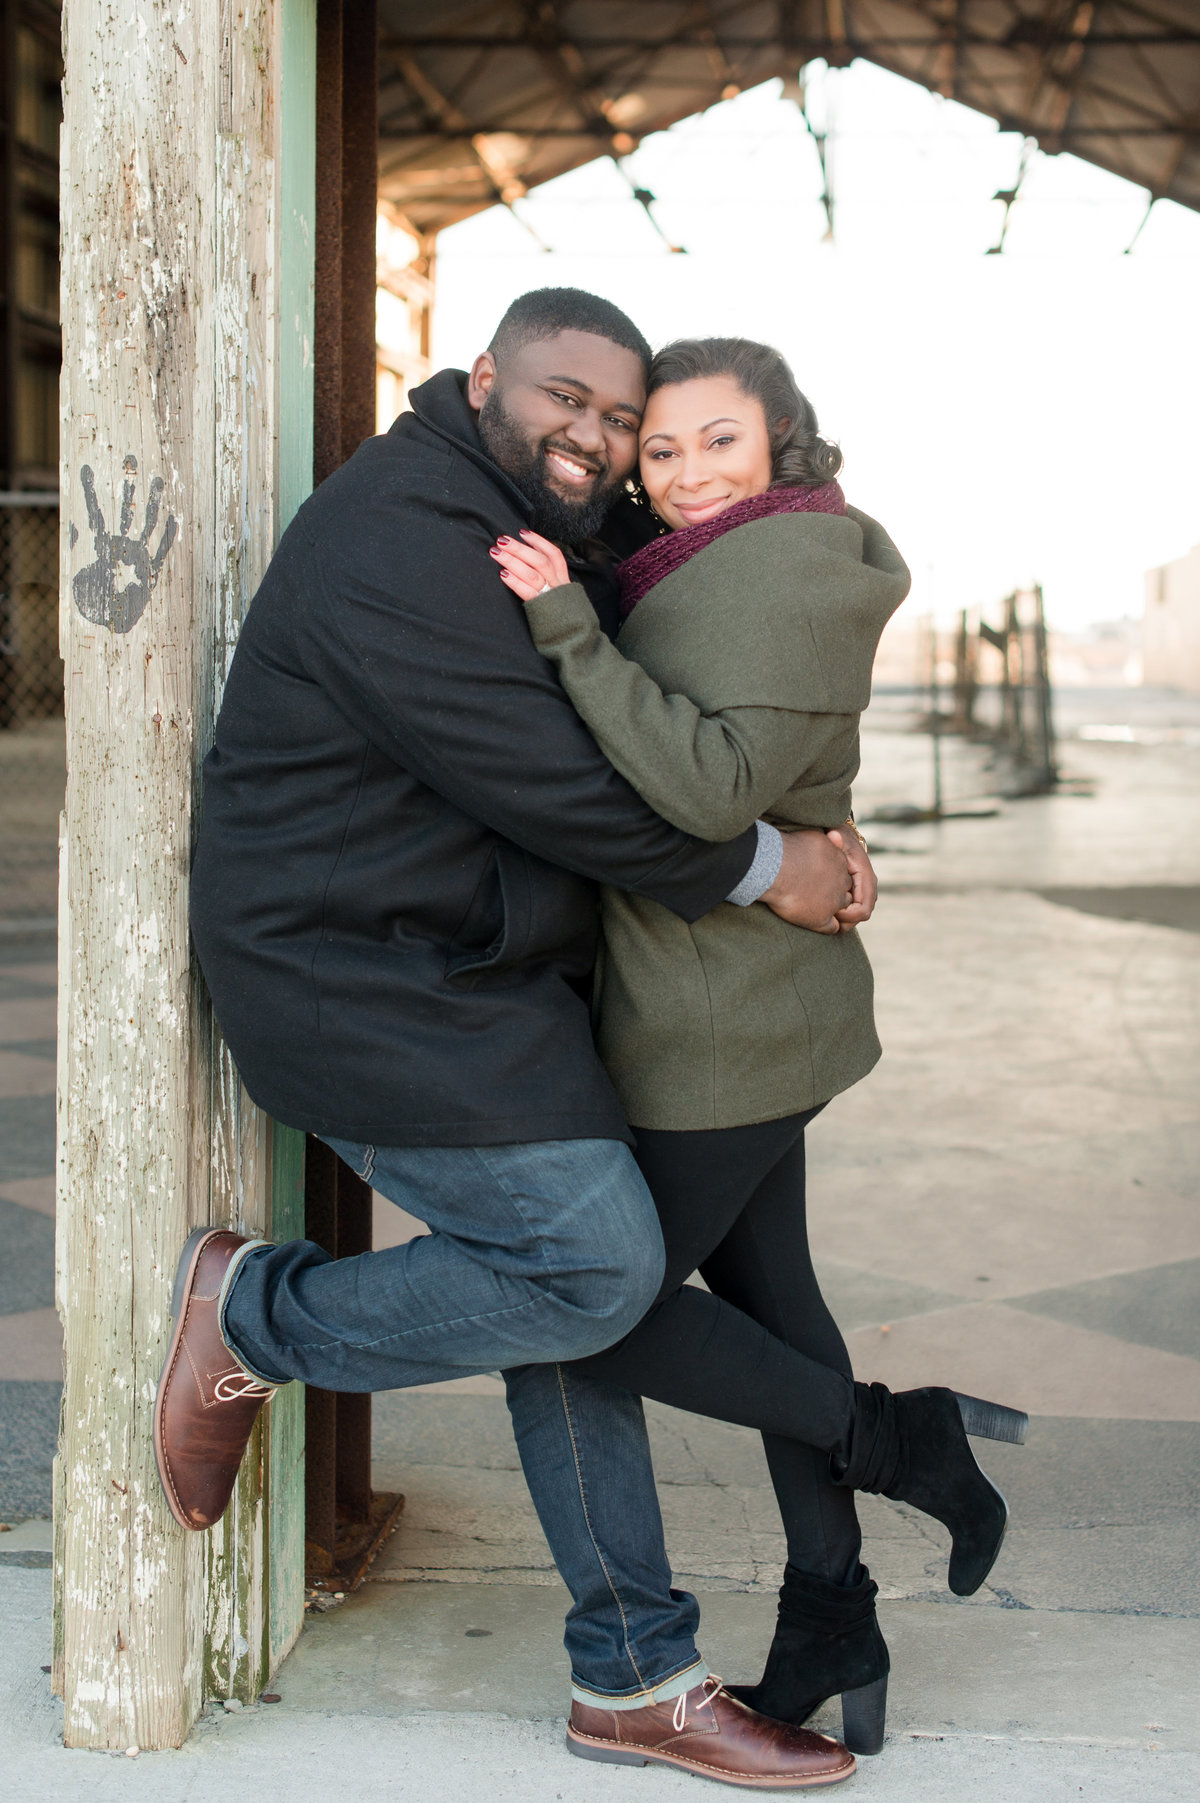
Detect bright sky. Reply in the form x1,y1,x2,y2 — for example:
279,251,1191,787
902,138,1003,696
431,61,1200,633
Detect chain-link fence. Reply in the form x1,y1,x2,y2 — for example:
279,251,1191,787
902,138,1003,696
0,493,60,728
0,493,61,923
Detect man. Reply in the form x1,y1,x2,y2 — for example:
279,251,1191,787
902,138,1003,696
157,289,858,1787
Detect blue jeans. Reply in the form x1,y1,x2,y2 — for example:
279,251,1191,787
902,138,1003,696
221,1137,705,1701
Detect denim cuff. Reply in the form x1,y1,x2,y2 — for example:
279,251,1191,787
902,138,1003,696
725,820,783,907
217,1239,289,1388
571,1656,709,1710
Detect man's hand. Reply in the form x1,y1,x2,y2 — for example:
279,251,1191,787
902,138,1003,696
832,826,878,930
759,829,852,934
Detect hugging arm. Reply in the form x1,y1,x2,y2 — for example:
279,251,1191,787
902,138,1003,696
301,507,757,921
520,578,858,843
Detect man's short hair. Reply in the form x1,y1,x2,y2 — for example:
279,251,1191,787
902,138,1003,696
488,288,651,372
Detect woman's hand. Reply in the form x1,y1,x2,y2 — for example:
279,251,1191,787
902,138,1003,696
828,825,878,930
490,529,571,602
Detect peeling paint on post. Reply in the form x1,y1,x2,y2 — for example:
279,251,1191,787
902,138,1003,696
56,1,314,1749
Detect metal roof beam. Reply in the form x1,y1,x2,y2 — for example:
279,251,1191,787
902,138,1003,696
375,120,1198,139
512,0,626,141
377,31,1200,50
375,0,1200,222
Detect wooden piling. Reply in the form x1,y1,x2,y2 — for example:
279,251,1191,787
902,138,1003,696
55,0,315,1748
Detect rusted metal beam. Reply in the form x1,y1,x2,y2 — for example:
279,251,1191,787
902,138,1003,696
377,31,1200,51
374,120,1198,140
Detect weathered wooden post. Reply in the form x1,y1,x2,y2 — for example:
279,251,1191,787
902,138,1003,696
55,0,315,1748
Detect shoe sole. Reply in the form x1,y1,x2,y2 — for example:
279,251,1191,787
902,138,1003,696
566,1728,856,1787
153,1227,226,1530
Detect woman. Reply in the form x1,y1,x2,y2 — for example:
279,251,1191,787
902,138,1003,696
491,338,1025,1754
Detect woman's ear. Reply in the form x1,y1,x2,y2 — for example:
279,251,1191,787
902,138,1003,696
773,415,792,441
626,470,671,532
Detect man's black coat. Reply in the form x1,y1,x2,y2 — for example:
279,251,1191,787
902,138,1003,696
190,371,756,1146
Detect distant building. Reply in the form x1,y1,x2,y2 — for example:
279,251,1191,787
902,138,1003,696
1050,618,1142,688
1144,543,1200,694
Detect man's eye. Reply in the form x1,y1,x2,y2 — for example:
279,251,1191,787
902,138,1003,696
549,390,580,407
605,416,635,432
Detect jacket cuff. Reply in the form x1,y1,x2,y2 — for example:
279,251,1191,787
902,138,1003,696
726,821,784,906
521,580,592,650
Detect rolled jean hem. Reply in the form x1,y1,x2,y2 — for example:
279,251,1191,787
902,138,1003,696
218,1241,292,1388
570,1657,708,1710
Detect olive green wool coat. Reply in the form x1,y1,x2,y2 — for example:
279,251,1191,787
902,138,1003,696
523,505,911,1130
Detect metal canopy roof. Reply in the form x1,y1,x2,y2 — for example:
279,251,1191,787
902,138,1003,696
376,1,1200,234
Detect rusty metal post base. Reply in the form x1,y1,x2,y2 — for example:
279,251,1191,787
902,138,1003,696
303,0,395,1599
303,1136,403,1593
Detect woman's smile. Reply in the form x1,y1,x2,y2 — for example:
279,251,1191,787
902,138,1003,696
671,494,735,525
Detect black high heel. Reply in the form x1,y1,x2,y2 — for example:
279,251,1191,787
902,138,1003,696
954,1391,1029,1445
834,1385,1028,1597
840,1673,888,1755
726,1564,890,1756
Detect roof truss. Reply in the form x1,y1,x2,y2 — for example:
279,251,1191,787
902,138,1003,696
376,1,1200,231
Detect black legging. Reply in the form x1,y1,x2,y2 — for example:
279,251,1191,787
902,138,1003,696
569,1109,862,1584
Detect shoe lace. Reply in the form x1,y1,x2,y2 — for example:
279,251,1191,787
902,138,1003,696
672,1675,722,1733
212,1371,276,1403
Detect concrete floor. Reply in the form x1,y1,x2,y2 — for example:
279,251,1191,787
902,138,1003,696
2,691,1199,1798
3,1564,1197,1802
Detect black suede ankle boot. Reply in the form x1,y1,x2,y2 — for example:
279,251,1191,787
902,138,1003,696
834,1384,1028,1596
726,1564,889,1755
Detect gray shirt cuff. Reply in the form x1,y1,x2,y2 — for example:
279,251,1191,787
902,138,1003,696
725,821,784,907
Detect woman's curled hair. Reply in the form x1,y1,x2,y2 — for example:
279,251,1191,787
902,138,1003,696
646,337,842,488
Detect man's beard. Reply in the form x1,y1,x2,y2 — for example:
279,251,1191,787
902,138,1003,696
478,388,624,543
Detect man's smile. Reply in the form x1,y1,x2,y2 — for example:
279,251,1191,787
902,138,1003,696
545,446,603,486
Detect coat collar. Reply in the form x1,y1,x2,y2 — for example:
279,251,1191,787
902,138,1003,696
405,368,534,519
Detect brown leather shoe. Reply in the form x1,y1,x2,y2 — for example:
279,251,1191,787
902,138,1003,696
567,1676,856,1788
153,1228,276,1530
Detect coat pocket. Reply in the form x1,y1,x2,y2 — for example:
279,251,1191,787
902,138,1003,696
443,844,533,985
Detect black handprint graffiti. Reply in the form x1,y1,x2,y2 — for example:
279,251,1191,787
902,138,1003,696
71,456,178,633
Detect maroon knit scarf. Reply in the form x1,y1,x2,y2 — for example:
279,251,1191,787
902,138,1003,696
618,481,846,619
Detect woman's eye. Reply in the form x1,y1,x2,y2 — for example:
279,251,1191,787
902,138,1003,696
709,435,736,449
647,448,674,461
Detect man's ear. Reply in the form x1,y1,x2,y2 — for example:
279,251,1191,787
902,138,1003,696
467,351,497,412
